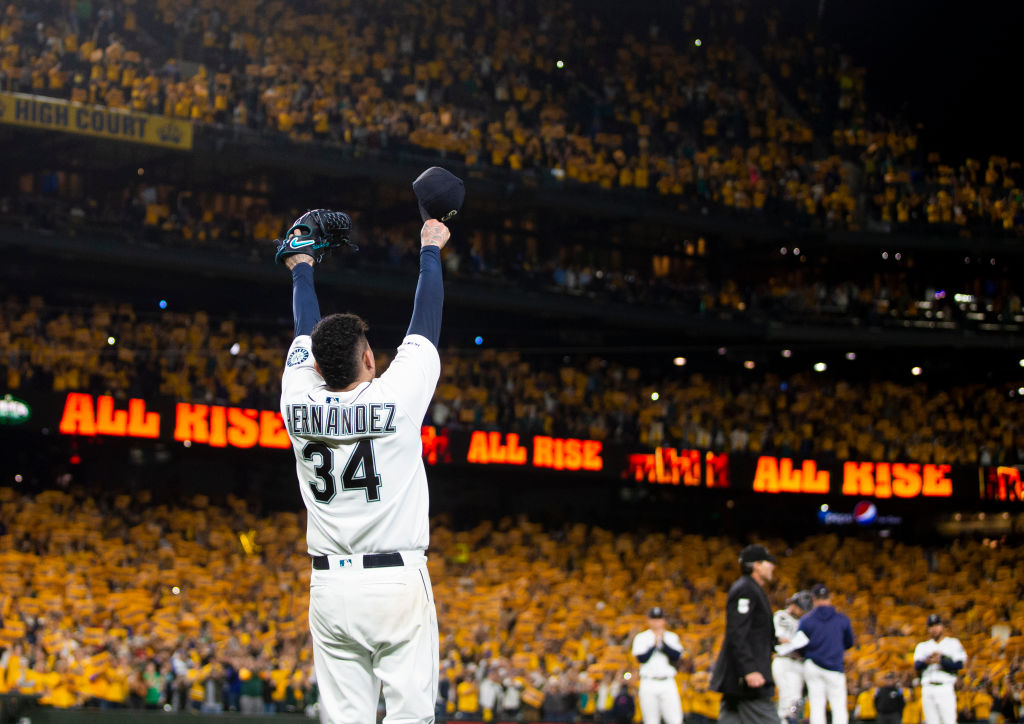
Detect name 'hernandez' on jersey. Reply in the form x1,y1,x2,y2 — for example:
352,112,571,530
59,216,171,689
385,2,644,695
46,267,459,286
280,333,441,556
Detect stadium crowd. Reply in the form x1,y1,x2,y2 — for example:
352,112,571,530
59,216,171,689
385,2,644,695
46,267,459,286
1,485,1023,720
3,177,1021,334
1,294,1023,467
750,13,1024,235
1,0,1021,234
3,1,1024,721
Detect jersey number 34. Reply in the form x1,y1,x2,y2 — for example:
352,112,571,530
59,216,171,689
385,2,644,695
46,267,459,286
301,440,382,504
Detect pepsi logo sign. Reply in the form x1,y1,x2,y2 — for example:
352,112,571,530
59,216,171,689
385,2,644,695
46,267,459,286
853,501,877,524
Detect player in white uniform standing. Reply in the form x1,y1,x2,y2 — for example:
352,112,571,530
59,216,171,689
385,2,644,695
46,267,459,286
276,204,452,723
913,614,966,724
773,590,812,724
631,607,685,724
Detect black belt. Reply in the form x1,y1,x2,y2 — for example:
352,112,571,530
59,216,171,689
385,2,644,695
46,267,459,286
927,682,950,686
312,552,404,570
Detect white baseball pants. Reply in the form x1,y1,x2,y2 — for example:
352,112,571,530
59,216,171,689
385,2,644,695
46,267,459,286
922,684,957,724
308,553,438,724
804,659,848,724
639,677,683,724
772,656,805,720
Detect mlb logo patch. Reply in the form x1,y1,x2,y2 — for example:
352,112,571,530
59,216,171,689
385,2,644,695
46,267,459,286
737,598,750,614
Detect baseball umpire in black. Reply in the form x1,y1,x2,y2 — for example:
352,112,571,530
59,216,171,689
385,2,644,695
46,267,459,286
711,544,780,724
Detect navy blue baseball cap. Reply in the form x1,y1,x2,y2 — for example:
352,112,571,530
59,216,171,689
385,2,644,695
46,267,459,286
412,166,465,223
927,614,943,626
648,607,665,619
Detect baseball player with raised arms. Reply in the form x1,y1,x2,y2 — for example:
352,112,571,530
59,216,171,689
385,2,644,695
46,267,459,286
913,614,966,724
275,179,456,721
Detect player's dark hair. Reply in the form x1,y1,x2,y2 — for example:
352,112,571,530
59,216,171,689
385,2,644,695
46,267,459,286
311,313,369,389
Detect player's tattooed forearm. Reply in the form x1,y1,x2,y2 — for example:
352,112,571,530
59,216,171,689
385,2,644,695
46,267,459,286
423,229,446,246
421,221,450,248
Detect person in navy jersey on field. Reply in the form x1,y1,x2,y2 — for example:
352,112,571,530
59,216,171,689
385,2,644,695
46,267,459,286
797,584,854,724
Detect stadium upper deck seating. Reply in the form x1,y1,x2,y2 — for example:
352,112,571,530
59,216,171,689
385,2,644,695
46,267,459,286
3,0,1020,235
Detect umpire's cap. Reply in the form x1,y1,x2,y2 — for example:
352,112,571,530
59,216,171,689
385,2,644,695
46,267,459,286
927,613,943,626
739,543,776,565
412,166,465,223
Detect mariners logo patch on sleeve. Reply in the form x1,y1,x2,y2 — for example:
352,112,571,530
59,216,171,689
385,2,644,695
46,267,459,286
737,598,750,614
287,348,310,367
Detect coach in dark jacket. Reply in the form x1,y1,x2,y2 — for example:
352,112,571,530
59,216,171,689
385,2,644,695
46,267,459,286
711,544,779,724
798,584,854,724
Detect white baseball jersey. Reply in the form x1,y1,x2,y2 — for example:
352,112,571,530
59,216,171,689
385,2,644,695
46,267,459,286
633,629,683,724
632,629,683,679
281,333,440,556
913,637,966,686
774,609,800,644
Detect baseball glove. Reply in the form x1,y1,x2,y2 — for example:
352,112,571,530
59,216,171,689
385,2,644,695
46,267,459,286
274,209,358,265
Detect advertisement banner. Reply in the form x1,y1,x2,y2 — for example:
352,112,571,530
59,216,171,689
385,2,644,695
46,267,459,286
0,91,193,150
